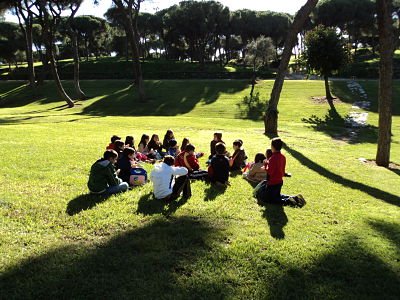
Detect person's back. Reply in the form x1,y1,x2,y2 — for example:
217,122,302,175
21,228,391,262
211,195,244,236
151,156,188,199
210,154,230,183
209,142,229,184
88,150,128,194
266,151,286,185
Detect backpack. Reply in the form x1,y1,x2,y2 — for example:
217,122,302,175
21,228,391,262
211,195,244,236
129,168,147,186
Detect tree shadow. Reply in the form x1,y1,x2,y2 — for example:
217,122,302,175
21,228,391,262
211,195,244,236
262,203,288,240
284,145,400,207
0,217,229,299
80,80,249,117
301,108,378,144
66,193,110,216
270,234,400,298
136,192,189,217
203,183,227,201
368,219,400,254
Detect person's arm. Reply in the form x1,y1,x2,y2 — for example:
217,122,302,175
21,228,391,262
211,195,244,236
106,164,120,186
171,166,188,176
188,154,200,170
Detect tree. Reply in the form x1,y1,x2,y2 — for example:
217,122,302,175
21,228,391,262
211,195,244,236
264,0,319,136
65,1,87,99
245,36,274,97
111,0,145,102
376,0,394,167
0,22,25,72
33,0,75,107
12,0,36,87
303,25,347,108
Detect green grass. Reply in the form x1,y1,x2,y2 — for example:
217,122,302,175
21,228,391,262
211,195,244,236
0,79,399,299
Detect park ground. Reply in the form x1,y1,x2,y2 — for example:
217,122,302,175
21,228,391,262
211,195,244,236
0,79,399,299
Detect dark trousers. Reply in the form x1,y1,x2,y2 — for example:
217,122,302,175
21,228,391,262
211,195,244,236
173,175,192,198
264,183,291,205
189,170,209,180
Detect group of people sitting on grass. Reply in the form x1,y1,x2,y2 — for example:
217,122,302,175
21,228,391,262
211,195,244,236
87,130,306,208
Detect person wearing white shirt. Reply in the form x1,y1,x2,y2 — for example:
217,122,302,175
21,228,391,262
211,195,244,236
150,155,190,200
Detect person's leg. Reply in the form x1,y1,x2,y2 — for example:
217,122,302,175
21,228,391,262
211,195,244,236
106,182,129,195
189,170,209,180
172,175,188,198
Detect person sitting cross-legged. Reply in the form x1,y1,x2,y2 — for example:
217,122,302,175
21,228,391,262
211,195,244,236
87,149,129,195
208,142,230,186
150,155,191,201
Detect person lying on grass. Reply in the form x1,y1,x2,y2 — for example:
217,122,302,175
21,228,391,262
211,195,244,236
87,149,129,195
208,142,230,187
150,155,191,201
255,138,305,207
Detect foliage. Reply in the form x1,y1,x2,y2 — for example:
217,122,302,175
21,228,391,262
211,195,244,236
303,25,348,76
244,36,274,71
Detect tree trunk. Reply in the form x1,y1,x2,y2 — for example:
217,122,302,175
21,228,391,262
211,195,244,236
48,45,74,107
25,25,35,87
376,0,394,167
264,0,319,136
324,75,335,109
71,30,87,99
125,15,145,102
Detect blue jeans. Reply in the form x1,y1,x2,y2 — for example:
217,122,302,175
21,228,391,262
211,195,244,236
106,182,129,195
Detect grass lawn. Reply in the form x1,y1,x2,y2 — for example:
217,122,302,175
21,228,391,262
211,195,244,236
0,79,399,299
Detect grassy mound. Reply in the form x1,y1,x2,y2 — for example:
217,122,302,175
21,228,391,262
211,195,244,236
0,79,399,299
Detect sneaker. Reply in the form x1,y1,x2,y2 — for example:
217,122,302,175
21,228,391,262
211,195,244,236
295,194,306,207
286,196,297,207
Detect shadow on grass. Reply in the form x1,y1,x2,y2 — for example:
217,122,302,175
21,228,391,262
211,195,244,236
66,193,110,216
262,204,288,240
271,232,400,298
136,192,189,217
302,108,378,144
368,219,400,254
203,183,227,201
81,80,249,117
284,145,400,207
0,216,229,299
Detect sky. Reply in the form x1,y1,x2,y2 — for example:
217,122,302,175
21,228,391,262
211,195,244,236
4,0,308,22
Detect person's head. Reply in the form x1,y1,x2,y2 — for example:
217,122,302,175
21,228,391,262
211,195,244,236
213,132,222,142
165,129,174,139
111,135,121,144
151,134,159,142
181,137,189,150
255,153,266,163
168,139,178,148
115,140,125,151
233,139,243,150
123,147,135,159
185,144,195,155
266,149,273,159
139,134,149,146
163,155,175,166
271,137,283,152
215,142,226,155
125,136,134,146
103,149,118,163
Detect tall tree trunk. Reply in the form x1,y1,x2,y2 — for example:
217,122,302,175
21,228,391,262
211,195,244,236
71,30,87,99
324,75,335,109
47,43,74,107
126,16,145,102
376,0,394,167
264,0,319,136
25,25,35,87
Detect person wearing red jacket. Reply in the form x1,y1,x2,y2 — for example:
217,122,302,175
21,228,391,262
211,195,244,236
175,144,208,180
259,138,306,207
